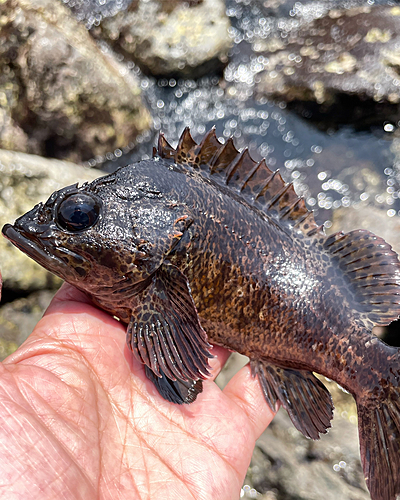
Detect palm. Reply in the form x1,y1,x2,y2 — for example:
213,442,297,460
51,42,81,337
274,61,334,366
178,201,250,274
0,284,274,500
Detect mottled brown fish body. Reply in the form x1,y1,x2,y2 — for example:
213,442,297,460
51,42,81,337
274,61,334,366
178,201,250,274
3,129,400,500
168,171,395,398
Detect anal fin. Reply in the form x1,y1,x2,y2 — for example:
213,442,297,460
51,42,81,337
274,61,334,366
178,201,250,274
251,360,334,440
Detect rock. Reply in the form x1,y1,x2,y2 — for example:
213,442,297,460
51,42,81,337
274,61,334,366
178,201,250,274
244,407,369,500
0,290,54,360
216,354,365,500
255,6,400,126
215,352,249,389
329,205,400,255
0,0,151,162
0,150,101,293
97,0,232,78
64,0,203,28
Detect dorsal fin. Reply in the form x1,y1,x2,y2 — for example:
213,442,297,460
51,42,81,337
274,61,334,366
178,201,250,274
157,134,176,159
226,148,258,186
176,127,197,164
209,138,239,176
156,128,321,237
196,128,221,170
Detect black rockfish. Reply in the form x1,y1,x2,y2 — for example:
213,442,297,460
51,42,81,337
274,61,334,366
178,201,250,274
3,129,400,500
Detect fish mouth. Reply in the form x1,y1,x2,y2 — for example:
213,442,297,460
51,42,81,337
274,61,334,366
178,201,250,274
2,223,72,277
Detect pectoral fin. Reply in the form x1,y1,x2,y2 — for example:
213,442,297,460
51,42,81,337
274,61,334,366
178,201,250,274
144,366,203,404
127,263,213,384
251,360,334,439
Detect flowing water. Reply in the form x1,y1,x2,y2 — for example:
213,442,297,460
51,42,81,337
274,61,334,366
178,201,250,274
80,0,400,232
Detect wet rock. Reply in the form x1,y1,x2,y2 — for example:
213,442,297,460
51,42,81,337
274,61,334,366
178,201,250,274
65,0,203,28
256,6,400,127
0,0,151,162
0,290,54,360
0,150,100,292
97,0,232,78
217,354,365,499
329,205,400,255
244,407,369,500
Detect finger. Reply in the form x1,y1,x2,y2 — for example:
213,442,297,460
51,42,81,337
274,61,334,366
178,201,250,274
223,363,276,440
45,284,233,382
44,283,93,312
43,283,123,331
207,345,232,380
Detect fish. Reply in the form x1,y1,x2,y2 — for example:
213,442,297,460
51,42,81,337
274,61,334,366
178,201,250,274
2,128,400,500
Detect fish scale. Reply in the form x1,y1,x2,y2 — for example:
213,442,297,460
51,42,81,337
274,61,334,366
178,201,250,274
3,128,400,500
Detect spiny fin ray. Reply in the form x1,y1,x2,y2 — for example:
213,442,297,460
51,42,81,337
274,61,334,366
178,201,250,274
156,128,321,237
251,360,334,440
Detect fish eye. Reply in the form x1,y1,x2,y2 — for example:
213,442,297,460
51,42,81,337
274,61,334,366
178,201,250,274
56,193,101,232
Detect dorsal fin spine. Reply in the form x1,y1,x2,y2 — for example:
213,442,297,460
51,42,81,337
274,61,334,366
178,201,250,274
294,211,314,228
157,133,176,159
241,159,272,193
255,170,279,200
268,183,293,209
226,148,248,183
280,197,305,219
209,137,238,175
307,225,324,237
176,128,196,159
156,128,323,238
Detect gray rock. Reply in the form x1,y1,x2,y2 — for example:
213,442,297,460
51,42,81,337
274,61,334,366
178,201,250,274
98,0,232,78
0,290,55,360
0,0,151,162
255,5,400,124
329,205,400,256
244,406,369,500
0,150,101,292
217,355,367,499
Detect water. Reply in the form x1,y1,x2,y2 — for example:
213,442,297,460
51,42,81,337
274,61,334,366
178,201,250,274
84,0,400,228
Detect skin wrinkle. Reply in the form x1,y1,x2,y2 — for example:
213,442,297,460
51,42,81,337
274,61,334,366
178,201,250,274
0,407,91,499
73,347,151,499
89,375,143,499
16,381,98,482
142,414,240,496
111,393,223,499
145,397,240,476
133,433,196,500
123,379,249,482
0,284,276,500
0,351,98,498
13,355,100,431
8,339,251,499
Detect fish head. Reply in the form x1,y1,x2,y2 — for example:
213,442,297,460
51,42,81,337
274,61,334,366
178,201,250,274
2,161,193,293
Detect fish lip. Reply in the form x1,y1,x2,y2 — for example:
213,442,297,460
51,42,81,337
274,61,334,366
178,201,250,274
2,223,70,273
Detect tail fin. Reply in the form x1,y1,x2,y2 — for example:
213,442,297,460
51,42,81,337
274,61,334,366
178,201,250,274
357,366,400,500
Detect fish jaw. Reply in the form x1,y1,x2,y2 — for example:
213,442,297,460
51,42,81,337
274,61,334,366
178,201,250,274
2,210,92,284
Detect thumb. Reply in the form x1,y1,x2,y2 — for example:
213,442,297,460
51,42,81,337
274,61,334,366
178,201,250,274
3,283,129,375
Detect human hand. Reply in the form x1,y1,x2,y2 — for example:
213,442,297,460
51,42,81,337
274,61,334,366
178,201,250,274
0,283,275,500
